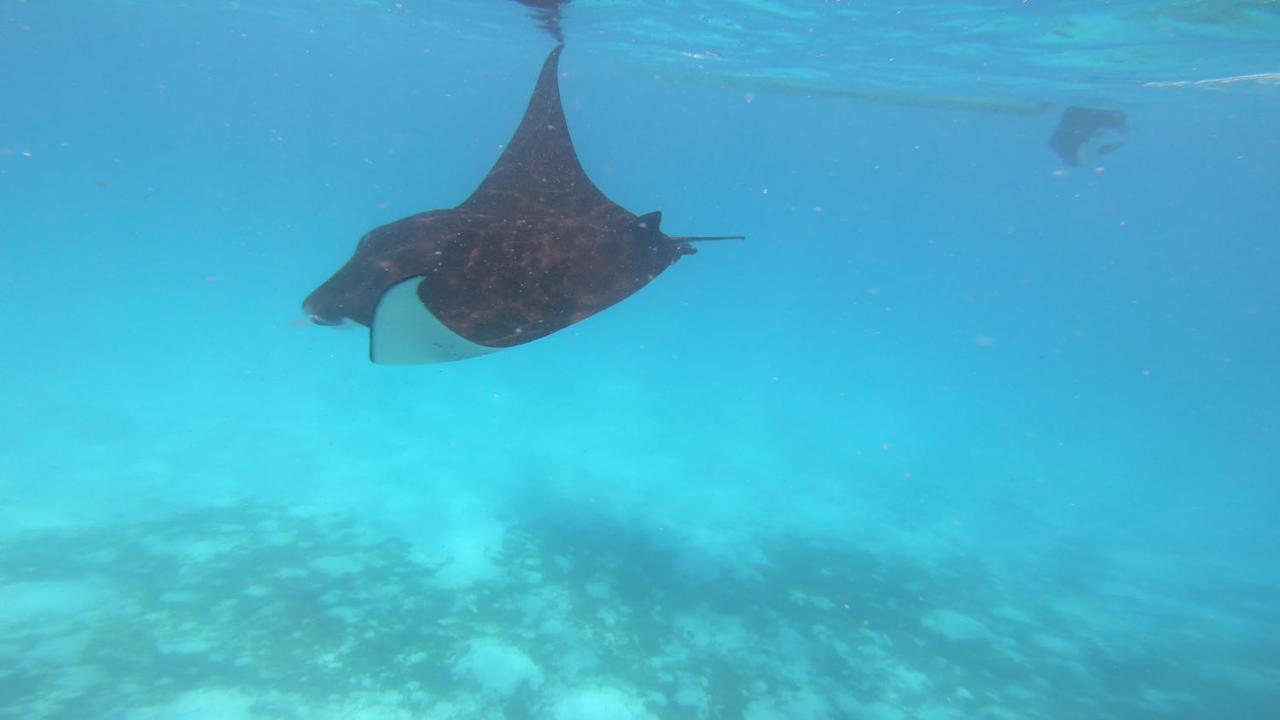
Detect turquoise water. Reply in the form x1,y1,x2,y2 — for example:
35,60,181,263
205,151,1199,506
2,1,1279,718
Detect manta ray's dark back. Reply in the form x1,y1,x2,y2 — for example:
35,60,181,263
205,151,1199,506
302,46,741,364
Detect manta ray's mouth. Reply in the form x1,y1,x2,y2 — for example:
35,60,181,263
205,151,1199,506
306,312,359,330
308,314,344,326
302,284,359,327
302,297,348,327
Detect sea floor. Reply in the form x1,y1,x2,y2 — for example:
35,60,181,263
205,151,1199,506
2,502,1275,720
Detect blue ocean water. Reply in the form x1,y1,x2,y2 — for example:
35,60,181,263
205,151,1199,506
2,1,1278,718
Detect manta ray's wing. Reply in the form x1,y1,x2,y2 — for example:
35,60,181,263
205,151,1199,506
459,45,616,219
365,45,687,364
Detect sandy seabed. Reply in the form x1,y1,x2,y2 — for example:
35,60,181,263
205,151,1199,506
2,502,1275,720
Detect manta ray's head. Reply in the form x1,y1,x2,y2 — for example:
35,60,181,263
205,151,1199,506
302,260,353,325
302,241,382,328
302,295,347,327
303,212,455,328
303,274,350,325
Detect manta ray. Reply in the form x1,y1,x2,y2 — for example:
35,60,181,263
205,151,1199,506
303,46,741,364
1049,106,1127,167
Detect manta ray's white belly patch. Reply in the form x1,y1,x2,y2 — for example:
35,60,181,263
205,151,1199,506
371,277,500,365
